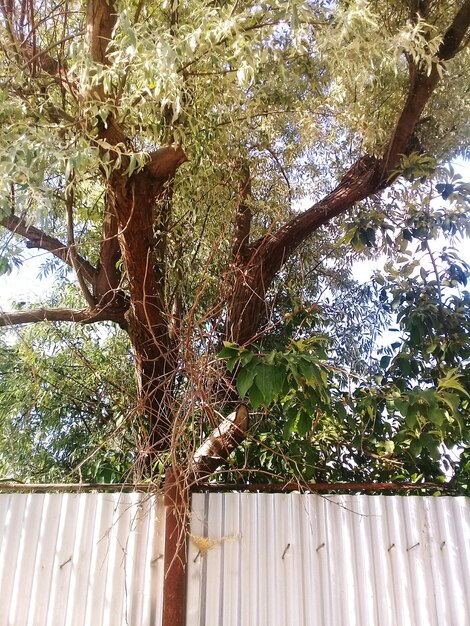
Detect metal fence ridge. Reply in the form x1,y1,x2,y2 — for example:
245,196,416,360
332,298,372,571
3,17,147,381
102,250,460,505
0,479,450,494
192,480,448,492
0,481,158,492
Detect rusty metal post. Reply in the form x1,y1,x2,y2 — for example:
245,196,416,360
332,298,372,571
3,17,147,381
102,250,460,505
162,465,189,626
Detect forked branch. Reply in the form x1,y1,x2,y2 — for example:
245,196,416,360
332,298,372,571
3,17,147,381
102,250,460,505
258,0,470,278
190,404,250,478
227,1,470,346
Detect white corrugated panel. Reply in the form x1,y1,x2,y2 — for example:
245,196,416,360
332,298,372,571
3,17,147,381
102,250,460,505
0,492,165,626
187,493,470,626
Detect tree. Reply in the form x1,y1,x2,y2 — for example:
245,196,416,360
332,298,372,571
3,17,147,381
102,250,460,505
0,0,469,487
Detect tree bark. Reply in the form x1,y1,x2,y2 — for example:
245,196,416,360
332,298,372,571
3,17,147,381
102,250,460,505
108,145,187,452
0,306,126,327
227,157,384,344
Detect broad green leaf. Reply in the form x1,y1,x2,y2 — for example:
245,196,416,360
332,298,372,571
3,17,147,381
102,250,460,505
218,343,239,359
237,367,257,399
254,363,286,404
248,382,264,410
409,439,422,457
295,411,312,438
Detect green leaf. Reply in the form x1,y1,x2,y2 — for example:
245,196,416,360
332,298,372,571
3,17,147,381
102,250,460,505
282,407,298,440
384,440,395,454
0,256,11,276
405,407,418,429
395,355,411,376
296,411,312,437
125,154,139,176
239,350,255,367
439,392,460,415
438,372,470,397
409,439,422,457
218,344,240,372
380,355,391,369
248,382,264,410
237,367,257,399
254,363,286,404
428,406,444,426
218,342,239,359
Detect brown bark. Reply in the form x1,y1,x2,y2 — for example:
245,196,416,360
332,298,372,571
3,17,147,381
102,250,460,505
94,200,123,305
232,162,252,263
162,466,189,626
86,0,117,66
108,145,187,451
385,0,470,171
227,157,384,344
0,306,126,327
83,0,187,450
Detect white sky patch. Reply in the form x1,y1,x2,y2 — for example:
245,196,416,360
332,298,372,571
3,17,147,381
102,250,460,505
0,252,56,311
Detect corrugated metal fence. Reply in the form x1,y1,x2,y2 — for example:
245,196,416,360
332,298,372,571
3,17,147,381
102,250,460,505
187,493,470,626
1,492,469,625
0,492,165,626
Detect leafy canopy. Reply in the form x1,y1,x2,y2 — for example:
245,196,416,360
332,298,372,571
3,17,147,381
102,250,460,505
0,0,469,491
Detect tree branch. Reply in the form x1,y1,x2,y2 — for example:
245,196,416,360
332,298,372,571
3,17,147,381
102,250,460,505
190,405,249,479
231,161,252,263
226,156,383,344
86,0,126,145
266,0,470,268
439,0,470,61
86,0,117,66
66,182,96,307
0,1,80,98
226,2,470,346
94,197,122,304
384,0,470,171
0,305,126,328
1,214,97,285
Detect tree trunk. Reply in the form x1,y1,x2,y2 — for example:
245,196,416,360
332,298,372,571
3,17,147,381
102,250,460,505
108,146,186,452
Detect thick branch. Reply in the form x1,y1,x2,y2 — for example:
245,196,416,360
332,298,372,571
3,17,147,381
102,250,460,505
0,305,126,328
263,156,382,275
86,0,125,145
147,145,188,178
190,405,249,479
9,34,80,97
227,2,470,345
1,214,97,285
227,157,382,344
385,0,470,170
107,145,187,451
94,194,122,304
86,0,117,66
439,0,470,61
272,1,470,264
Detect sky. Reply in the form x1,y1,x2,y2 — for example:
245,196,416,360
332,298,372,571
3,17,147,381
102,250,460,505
0,251,55,311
